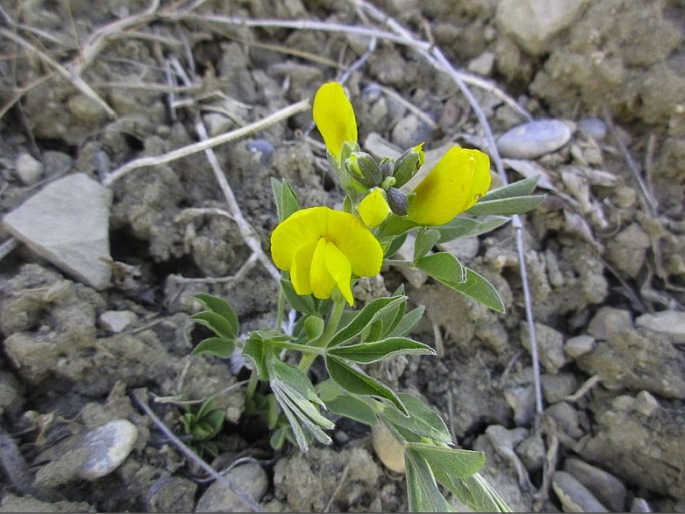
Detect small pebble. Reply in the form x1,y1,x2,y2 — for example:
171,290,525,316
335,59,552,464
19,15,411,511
497,120,573,159
564,457,626,512
633,390,660,417
246,139,276,166
372,421,405,473
467,51,495,76
81,419,138,480
578,117,607,140
564,335,595,359
14,153,44,186
361,82,383,103
552,471,609,512
195,462,268,512
99,310,137,333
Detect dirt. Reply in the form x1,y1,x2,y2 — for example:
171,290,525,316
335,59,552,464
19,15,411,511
1,0,685,512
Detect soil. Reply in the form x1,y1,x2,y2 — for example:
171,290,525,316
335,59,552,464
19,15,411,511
1,0,685,512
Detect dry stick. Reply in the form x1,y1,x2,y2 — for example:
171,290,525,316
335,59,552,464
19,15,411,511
130,389,265,513
194,121,281,282
354,0,544,422
103,99,310,187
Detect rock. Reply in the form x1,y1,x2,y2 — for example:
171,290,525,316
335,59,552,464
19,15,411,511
81,419,138,480
195,462,268,512
577,327,685,399
516,433,545,472
203,112,234,136
635,310,685,344
497,120,573,159
564,335,595,359
3,173,113,289
563,457,626,512
630,497,652,512
0,493,95,512
545,402,583,439
587,306,633,340
552,470,609,512
504,385,536,426
605,223,651,278
372,421,405,473
99,310,137,333
541,373,578,403
520,322,569,373
496,0,587,55
633,390,660,417
579,392,685,501
15,152,44,185
438,236,480,262
391,114,432,149
0,370,23,417
577,118,607,140
146,476,198,513
467,51,495,76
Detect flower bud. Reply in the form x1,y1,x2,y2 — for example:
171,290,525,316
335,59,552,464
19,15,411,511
380,157,394,178
392,143,425,187
344,152,382,188
386,187,408,216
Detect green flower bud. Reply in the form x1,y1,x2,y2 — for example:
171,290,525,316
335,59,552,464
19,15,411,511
344,152,382,188
393,143,425,187
386,187,408,216
380,157,394,178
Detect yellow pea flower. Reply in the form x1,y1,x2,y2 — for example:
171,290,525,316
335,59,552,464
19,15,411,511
358,188,391,227
407,147,491,226
312,82,358,163
270,207,383,306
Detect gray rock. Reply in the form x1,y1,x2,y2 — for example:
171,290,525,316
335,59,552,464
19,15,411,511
504,385,536,426
578,118,607,140
15,152,44,185
577,328,685,399
520,322,569,373
438,236,479,262
552,471,609,512
605,223,651,278
146,476,198,513
99,310,137,333
81,419,138,480
563,457,626,512
630,497,652,512
3,173,113,289
391,114,431,150
541,373,578,403
635,310,685,344
564,335,595,359
195,462,268,512
467,51,495,76
633,390,660,417
0,493,95,512
496,0,587,56
497,120,573,159
587,306,633,340
545,402,584,439
515,432,545,472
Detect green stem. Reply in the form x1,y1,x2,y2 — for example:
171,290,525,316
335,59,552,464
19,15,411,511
298,294,347,373
275,287,285,331
245,368,259,400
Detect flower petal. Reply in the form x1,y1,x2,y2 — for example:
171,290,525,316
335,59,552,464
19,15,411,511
407,147,491,226
290,239,318,296
312,82,358,162
323,241,353,306
270,207,329,271
310,237,336,300
358,188,391,227
326,211,384,278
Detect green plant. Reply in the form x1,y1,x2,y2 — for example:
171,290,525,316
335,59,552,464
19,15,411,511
179,398,225,459
188,82,543,511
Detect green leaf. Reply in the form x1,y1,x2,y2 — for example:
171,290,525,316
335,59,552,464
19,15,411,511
269,359,323,407
193,294,239,337
319,381,379,426
361,319,384,343
465,195,544,216
328,338,435,364
407,443,485,478
383,296,407,337
438,267,505,313
416,252,466,285
271,177,299,222
304,315,325,341
388,305,425,338
192,337,235,358
194,409,225,441
479,176,539,201
405,450,455,512
381,393,453,445
377,214,419,238
269,425,288,450
414,228,441,261
383,232,408,258
191,311,238,340
436,216,510,244
243,330,292,379
437,472,511,512
326,356,407,415
328,296,405,347
281,278,317,316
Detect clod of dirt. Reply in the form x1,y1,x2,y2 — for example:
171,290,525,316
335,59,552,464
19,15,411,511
0,494,95,513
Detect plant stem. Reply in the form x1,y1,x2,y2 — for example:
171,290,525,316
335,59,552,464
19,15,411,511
275,287,285,331
245,368,259,400
297,294,347,373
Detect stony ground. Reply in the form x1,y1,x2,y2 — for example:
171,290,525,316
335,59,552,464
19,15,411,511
1,0,685,512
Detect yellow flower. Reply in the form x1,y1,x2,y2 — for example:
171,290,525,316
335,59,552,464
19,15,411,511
358,188,391,227
270,207,383,306
407,147,491,226
312,82,358,163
